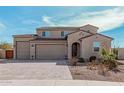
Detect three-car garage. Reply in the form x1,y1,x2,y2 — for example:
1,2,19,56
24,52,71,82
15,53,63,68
15,41,67,60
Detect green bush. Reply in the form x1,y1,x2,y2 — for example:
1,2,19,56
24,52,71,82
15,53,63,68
101,48,118,70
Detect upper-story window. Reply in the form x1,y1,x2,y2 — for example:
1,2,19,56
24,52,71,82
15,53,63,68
93,42,101,52
61,31,64,37
42,31,50,37
61,31,68,37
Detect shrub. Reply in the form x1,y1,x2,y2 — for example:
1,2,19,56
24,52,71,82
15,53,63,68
78,58,85,63
0,42,12,50
101,48,118,70
89,56,96,62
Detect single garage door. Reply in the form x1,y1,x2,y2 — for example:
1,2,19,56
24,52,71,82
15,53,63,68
16,41,30,60
36,44,66,60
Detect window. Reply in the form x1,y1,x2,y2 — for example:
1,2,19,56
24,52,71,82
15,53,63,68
61,31,64,37
42,31,50,37
93,42,100,52
42,31,46,36
61,31,68,37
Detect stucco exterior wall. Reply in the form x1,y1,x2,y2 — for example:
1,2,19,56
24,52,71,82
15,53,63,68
80,24,98,34
81,34,112,59
13,25,112,60
67,31,90,59
0,49,5,59
37,29,74,38
117,48,124,60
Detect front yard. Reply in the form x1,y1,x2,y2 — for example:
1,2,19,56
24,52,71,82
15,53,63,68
69,62,124,82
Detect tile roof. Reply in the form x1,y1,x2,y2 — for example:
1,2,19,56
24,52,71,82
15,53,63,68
30,37,67,41
13,34,37,38
79,33,113,40
36,27,80,31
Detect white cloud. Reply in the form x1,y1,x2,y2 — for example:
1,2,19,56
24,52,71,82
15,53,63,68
22,19,41,25
42,7,124,32
59,7,124,32
42,16,56,26
0,22,6,31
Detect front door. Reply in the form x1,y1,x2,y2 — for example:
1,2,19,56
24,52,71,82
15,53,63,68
72,42,80,58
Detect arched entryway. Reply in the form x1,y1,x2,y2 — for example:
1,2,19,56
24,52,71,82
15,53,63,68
72,42,80,58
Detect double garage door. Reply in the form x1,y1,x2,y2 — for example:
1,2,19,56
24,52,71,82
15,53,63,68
16,41,66,60
36,44,66,60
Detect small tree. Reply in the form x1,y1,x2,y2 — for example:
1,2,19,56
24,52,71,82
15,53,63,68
101,48,118,70
0,42,12,50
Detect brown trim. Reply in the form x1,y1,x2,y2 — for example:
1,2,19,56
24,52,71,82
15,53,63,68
97,33,113,40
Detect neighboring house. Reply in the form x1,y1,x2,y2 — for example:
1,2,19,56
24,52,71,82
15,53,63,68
13,24,113,60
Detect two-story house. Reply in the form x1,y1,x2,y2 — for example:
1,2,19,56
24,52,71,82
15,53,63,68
13,24,113,60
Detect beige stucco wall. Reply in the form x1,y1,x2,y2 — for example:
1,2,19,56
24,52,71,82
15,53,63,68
81,34,112,59
0,49,5,59
117,48,124,60
37,29,74,38
67,31,91,59
80,24,98,34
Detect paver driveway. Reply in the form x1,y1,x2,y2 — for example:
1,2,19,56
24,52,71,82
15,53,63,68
0,60,72,80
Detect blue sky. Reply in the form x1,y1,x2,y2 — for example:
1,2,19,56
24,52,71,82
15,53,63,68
0,6,123,47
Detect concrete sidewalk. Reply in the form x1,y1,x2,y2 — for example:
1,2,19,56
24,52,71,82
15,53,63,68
0,80,124,86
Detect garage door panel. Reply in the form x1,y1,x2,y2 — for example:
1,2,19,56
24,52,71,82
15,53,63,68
16,42,30,60
36,44,66,60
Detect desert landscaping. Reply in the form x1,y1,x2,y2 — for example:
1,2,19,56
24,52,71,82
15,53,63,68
69,61,124,82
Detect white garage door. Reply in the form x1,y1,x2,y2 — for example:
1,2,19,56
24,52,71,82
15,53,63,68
16,41,30,60
36,44,66,60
